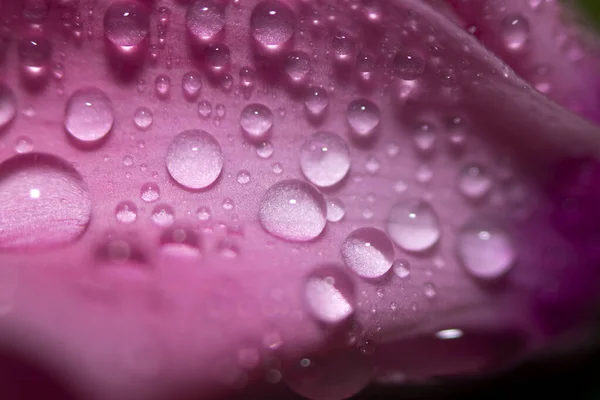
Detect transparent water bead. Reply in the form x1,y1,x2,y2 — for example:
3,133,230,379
259,179,327,241
341,227,394,279
304,265,355,324
300,132,350,188
386,198,440,252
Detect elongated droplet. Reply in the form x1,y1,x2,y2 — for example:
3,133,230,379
167,130,223,190
65,88,114,145
259,179,326,241
341,227,394,279
347,99,380,140
300,132,350,188
386,199,440,252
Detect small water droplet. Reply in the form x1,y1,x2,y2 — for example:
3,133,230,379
501,15,529,52
103,0,149,58
458,164,492,200
197,206,212,221
259,179,326,241
65,88,114,145
457,220,516,280
392,259,410,278
204,43,231,76
141,182,160,202
241,103,274,142
0,154,92,249
304,87,329,119
155,75,171,98
123,155,133,167
300,132,350,188
186,0,225,45
215,103,226,118
222,197,235,211
416,164,433,184
304,265,355,324
386,199,440,252
250,0,296,55
326,198,345,222
133,107,153,130
0,84,17,130
239,66,256,97
14,137,33,154
198,100,212,118
394,49,425,80
272,162,283,174
347,99,380,140
166,130,223,190
236,170,251,184
182,71,202,100
152,204,175,227
284,51,310,85
256,141,274,158
424,282,437,299
341,227,394,279
413,123,437,155
115,201,137,224
365,156,380,174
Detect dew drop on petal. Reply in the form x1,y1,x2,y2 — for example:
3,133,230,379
204,43,231,76
141,182,160,202
18,37,52,82
501,14,529,52
332,31,356,65
166,130,223,190
458,164,492,200
240,103,274,142
198,100,212,118
259,179,326,241
152,204,175,227
186,0,225,45
341,227,394,279
236,170,251,184
155,75,171,98
182,71,202,100
103,0,149,56
457,220,516,280
256,141,274,158
394,49,425,80
347,99,380,139
304,266,355,324
115,201,137,224
14,137,33,154
326,198,345,222
392,259,410,279
284,51,311,85
0,84,17,130
133,107,153,130
386,198,440,253
300,132,350,188
424,282,437,299
304,87,329,118
64,88,114,145
250,0,296,55
0,153,92,250
160,226,201,258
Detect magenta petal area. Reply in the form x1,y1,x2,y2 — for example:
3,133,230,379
0,1,599,400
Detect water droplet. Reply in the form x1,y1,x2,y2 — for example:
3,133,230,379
197,206,212,221
256,141,274,158
198,100,212,118
394,49,425,80
186,0,225,45
152,204,175,227
217,238,239,258
304,87,329,119
284,51,310,85
166,130,223,190
416,164,433,184
424,282,437,299
64,88,114,145
15,137,33,154
115,201,137,224
103,0,149,57
304,265,355,324
239,67,256,97
236,170,251,184
326,198,345,222
123,155,133,167
435,329,463,340
501,15,529,52
365,156,380,174
155,75,171,98
457,220,515,280
458,164,492,200
347,99,380,139
0,154,92,250
141,182,160,202
215,103,226,118
413,123,436,155
392,259,410,278
341,227,394,279
133,107,153,130
386,199,440,253
160,226,201,258
250,0,296,55
182,71,202,100
272,162,283,174
240,103,274,142
300,132,350,188
356,52,376,85
204,43,231,76
0,84,17,130
259,179,326,241
332,32,356,65
222,197,235,211
18,37,52,83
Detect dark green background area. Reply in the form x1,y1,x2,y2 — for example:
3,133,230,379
576,0,600,27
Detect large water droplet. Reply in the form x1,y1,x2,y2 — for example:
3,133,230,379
300,132,350,188
284,51,311,85
182,71,202,100
166,129,223,190
0,154,92,250
0,84,17,130
204,43,231,76
341,227,394,279
18,37,52,83
304,87,329,119
259,179,326,241
103,0,150,57
304,265,355,324
458,164,492,200
457,220,515,280
386,199,440,252
347,99,380,140
186,0,225,45
64,88,114,146
240,103,274,142
501,14,529,52
250,0,296,55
